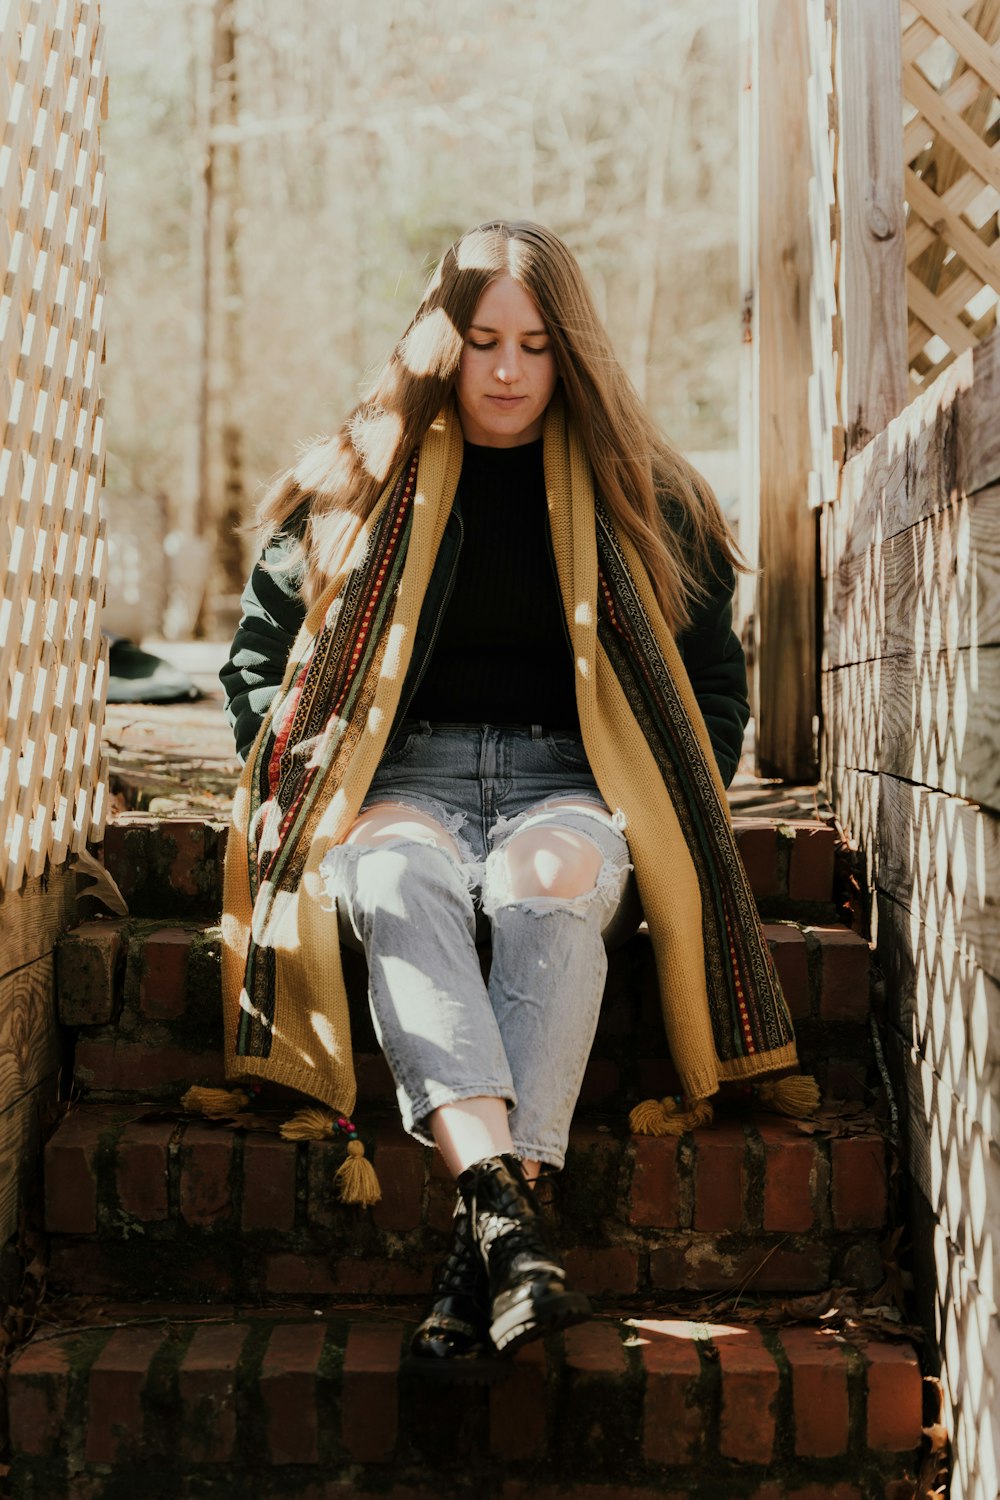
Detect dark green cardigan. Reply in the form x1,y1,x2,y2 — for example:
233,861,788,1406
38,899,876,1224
219,499,750,787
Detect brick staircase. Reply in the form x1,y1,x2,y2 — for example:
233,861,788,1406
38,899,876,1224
7,811,925,1499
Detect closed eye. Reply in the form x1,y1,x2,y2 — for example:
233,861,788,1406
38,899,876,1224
467,340,550,355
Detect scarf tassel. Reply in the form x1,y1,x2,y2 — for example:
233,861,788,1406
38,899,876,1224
180,1093,382,1206
181,1085,251,1117
629,1073,821,1137
630,1095,714,1136
279,1107,382,1207
754,1072,821,1118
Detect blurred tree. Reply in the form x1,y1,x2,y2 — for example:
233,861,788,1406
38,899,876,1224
101,0,740,633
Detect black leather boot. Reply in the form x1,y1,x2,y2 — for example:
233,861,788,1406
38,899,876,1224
408,1191,493,1365
457,1153,591,1356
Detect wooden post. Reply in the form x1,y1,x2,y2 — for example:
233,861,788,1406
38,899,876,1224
750,0,817,780
835,0,908,457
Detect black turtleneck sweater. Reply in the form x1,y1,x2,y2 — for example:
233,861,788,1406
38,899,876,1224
406,438,579,729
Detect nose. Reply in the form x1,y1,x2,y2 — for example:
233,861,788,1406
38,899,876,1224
494,344,521,384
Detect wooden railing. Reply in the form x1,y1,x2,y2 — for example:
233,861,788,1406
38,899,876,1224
0,0,109,894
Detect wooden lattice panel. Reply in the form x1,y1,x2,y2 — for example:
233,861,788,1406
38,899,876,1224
0,0,108,892
902,0,1000,395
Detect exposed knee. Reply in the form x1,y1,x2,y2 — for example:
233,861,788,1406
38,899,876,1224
343,801,463,863
493,825,604,902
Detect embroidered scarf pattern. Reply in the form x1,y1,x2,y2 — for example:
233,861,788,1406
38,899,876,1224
225,411,796,1108
593,498,794,1062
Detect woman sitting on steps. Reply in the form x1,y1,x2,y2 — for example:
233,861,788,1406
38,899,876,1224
218,219,807,1366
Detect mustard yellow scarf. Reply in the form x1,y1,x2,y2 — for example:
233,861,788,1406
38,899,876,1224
209,400,808,1203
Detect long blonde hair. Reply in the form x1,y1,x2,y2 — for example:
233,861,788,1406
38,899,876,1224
255,220,747,636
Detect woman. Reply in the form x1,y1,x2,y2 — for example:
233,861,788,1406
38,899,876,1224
218,220,806,1369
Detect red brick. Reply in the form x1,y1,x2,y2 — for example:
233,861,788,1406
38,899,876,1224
266,1255,338,1296
116,1122,173,1222
753,1487,861,1500
736,823,779,898
715,1329,778,1464
563,1320,626,1374
168,822,214,897
810,925,871,1021
635,1320,702,1464
824,1057,869,1101
580,1056,620,1105
426,1172,459,1233
45,1111,101,1233
866,1341,922,1451
372,1122,425,1231
8,1340,70,1456
178,1323,248,1463
354,1050,396,1102
56,919,124,1024
731,1241,829,1291
179,1125,234,1226
693,1122,746,1231
86,1327,164,1463
503,1489,681,1500
764,923,810,1020
788,824,836,902
629,1135,681,1228
650,1240,829,1293
342,1321,402,1462
74,1037,225,1094
831,1135,887,1230
489,1338,547,1459
563,1245,638,1295
139,927,195,1019
781,1326,850,1456
261,1321,327,1465
339,1256,434,1296
243,1133,297,1232
759,1122,817,1231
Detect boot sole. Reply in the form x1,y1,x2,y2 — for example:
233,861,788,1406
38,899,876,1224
491,1289,593,1357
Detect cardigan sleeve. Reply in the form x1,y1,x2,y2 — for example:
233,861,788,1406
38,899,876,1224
662,497,750,790
219,521,308,764
676,549,749,789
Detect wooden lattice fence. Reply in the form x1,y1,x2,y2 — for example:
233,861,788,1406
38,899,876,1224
0,0,108,894
801,0,1000,519
902,0,1000,396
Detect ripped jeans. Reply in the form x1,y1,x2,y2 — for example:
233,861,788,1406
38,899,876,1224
319,721,639,1169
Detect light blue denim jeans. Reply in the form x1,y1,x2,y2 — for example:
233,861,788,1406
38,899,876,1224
318,721,640,1168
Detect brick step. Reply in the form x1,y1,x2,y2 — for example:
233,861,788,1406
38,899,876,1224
44,1105,890,1301
7,1306,923,1498
97,813,841,921
58,918,876,1107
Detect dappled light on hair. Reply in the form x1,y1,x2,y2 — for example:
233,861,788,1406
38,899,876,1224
348,404,404,483
252,217,747,635
455,229,508,273
398,306,463,378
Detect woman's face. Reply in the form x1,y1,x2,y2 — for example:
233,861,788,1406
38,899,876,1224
454,275,559,447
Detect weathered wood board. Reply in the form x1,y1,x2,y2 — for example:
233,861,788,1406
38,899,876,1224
0,957,59,1119
0,867,77,975
836,0,908,457
833,767,1000,983
0,1073,59,1246
753,0,817,779
825,482,1000,669
825,645,1000,814
878,889,1000,1140
0,864,75,1244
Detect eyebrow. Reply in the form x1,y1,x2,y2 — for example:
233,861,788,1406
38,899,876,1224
469,323,549,337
